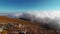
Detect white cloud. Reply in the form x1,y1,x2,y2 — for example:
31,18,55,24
7,11,60,31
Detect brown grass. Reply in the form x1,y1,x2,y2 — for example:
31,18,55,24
0,16,56,34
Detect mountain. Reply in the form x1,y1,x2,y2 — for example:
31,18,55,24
0,16,58,34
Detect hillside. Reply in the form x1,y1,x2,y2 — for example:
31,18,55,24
0,16,57,34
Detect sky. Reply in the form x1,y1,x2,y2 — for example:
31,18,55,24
0,0,60,13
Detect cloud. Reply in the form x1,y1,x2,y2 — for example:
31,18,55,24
7,11,60,31
7,13,22,18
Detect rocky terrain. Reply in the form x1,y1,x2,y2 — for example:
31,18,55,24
0,16,59,34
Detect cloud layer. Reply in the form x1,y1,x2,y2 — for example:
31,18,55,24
7,11,60,31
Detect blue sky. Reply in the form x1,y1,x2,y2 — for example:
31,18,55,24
0,0,60,13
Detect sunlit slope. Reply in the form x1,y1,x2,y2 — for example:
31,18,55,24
0,16,39,26
0,16,56,34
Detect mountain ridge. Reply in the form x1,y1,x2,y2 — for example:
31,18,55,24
0,16,57,34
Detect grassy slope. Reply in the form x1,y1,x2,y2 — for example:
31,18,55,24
0,16,56,34
0,16,40,29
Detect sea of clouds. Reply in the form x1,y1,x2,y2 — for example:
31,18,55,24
7,11,60,31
